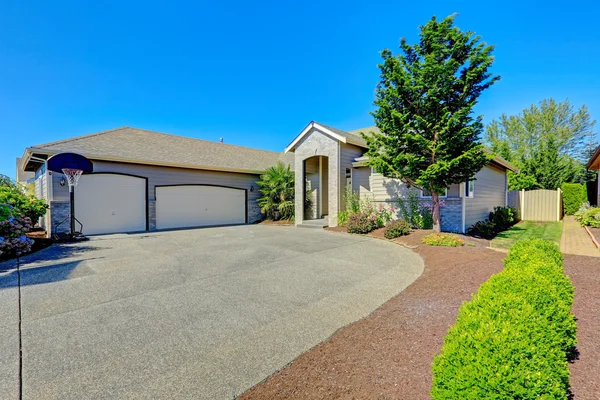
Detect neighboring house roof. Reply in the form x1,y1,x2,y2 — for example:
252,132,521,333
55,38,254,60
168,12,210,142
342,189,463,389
587,145,600,170
22,127,294,175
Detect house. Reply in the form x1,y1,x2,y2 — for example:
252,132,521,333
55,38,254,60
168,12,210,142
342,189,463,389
19,122,517,236
285,122,518,232
20,127,292,235
587,146,600,206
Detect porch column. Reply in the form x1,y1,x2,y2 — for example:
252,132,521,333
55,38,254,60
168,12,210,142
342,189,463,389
318,156,323,218
294,156,304,225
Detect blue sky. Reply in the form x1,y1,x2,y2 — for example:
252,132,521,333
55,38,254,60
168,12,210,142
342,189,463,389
1,0,599,177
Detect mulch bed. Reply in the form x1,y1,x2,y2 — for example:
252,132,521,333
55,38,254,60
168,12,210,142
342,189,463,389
240,230,505,399
564,254,600,399
586,227,600,248
240,229,600,399
258,220,295,226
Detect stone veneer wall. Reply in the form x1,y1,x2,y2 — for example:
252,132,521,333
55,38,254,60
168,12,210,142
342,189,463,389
49,201,71,235
372,197,464,233
294,128,340,226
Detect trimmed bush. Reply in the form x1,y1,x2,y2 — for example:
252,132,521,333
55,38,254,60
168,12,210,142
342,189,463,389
421,233,464,247
468,206,518,239
347,211,378,234
562,183,587,215
0,186,48,223
431,239,576,399
384,219,412,239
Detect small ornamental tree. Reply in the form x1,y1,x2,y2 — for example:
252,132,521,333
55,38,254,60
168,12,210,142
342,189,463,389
363,15,498,231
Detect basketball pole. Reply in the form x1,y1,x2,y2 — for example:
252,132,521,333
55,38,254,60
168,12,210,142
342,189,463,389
70,186,75,237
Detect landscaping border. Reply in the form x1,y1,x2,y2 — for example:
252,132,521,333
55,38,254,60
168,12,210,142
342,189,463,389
584,226,600,249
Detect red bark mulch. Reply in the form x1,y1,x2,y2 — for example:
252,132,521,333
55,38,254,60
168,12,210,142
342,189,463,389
586,227,600,248
564,254,600,399
240,230,505,399
240,229,600,399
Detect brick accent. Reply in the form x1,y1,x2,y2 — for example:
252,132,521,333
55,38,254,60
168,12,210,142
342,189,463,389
49,201,71,235
148,200,156,231
248,201,263,224
439,198,463,233
373,197,464,233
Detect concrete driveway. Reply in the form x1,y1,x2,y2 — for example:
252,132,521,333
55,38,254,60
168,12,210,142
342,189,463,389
0,225,423,399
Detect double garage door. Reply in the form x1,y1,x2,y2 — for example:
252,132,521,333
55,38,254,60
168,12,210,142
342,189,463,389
74,174,246,235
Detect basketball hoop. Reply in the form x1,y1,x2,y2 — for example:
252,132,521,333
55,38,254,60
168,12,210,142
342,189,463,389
61,168,83,190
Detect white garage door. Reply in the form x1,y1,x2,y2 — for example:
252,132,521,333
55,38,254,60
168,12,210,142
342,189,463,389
156,185,246,230
74,174,147,235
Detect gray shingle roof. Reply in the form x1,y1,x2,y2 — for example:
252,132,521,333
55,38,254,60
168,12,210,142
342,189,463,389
29,127,294,174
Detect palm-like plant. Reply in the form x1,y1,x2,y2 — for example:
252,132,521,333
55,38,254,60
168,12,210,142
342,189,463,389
257,162,295,221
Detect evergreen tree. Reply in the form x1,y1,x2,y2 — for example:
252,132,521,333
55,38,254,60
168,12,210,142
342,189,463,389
363,14,498,231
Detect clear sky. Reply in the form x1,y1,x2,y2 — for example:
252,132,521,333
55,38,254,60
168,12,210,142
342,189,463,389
1,0,599,177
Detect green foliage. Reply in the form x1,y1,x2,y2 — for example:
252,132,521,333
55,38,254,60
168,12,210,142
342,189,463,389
561,183,588,215
467,206,518,239
337,210,349,226
574,203,600,228
431,239,576,399
347,211,378,234
0,186,48,223
485,98,598,190
363,14,497,231
338,187,361,226
421,233,464,247
384,219,412,239
396,190,434,229
257,162,295,221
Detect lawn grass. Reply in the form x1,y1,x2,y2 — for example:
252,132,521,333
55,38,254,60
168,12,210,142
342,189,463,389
490,221,563,249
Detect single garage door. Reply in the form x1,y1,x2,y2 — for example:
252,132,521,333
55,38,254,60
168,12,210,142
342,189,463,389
156,185,246,230
74,174,147,235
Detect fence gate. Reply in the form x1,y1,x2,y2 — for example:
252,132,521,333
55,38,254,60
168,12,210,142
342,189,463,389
507,189,563,222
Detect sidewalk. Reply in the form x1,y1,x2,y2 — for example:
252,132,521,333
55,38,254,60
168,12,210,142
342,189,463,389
560,216,600,257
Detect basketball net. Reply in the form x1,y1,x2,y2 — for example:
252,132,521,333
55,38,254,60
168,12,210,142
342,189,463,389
62,168,83,190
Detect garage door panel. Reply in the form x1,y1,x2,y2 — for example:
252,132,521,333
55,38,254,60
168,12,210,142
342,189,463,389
156,186,246,230
75,174,147,235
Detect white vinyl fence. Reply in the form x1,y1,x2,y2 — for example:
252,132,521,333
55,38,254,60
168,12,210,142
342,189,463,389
507,189,563,222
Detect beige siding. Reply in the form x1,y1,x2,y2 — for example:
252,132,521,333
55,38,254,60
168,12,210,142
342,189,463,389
339,143,364,210
352,167,372,201
52,160,260,201
464,164,507,229
51,160,263,228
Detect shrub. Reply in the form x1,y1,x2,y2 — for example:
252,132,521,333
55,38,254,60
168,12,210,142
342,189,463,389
257,162,295,221
574,202,600,228
397,190,434,229
384,219,412,239
468,206,518,239
562,183,587,215
431,239,576,399
0,215,34,258
347,211,378,234
337,210,349,226
0,186,48,223
422,233,464,247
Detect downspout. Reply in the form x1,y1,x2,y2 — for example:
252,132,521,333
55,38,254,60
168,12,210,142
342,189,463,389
460,182,466,233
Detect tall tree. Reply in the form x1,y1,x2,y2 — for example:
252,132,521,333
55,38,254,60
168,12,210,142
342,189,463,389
363,14,498,232
485,98,598,190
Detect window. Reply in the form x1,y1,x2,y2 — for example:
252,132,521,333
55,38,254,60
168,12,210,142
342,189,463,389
465,180,474,198
420,188,448,198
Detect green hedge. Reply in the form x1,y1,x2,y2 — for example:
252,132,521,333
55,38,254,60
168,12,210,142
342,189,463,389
431,239,576,399
562,183,587,215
